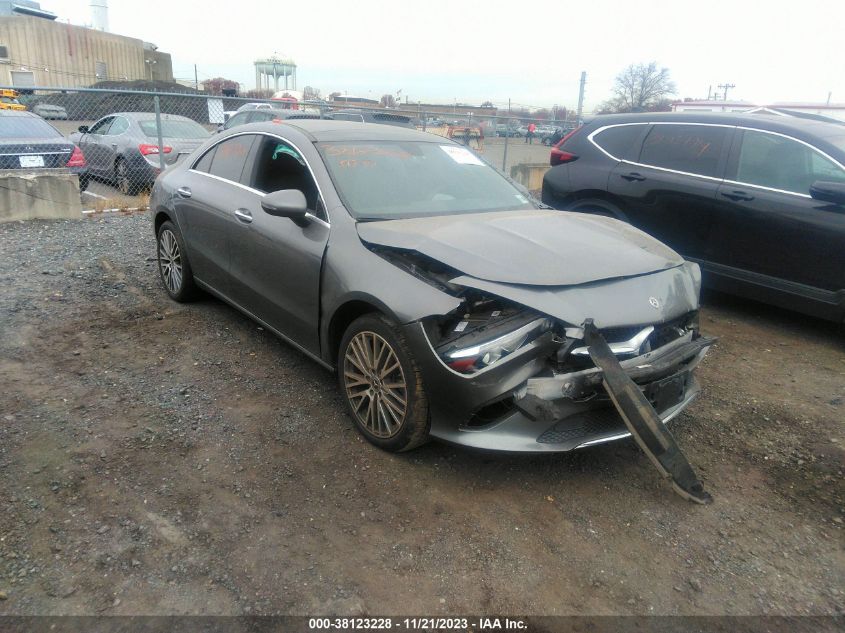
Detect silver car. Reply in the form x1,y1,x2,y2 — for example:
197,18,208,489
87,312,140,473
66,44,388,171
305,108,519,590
70,112,211,195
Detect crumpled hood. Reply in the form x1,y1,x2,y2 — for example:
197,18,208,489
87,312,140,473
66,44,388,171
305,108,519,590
356,210,684,286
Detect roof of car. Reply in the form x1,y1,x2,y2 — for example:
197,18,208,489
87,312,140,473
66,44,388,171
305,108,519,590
586,111,845,136
252,119,441,143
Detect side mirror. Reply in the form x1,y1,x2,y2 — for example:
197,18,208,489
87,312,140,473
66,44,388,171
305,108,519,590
78,125,89,133
809,180,845,207
217,123,224,133
261,189,309,226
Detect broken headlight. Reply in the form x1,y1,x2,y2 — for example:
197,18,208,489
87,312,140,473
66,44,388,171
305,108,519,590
441,317,550,374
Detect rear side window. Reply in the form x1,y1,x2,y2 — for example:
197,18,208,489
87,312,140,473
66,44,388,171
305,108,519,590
735,130,845,194
592,124,645,160
224,112,250,130
639,124,728,178
205,135,256,183
193,146,216,172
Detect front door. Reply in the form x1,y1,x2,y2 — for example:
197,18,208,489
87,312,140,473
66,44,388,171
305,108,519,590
79,116,115,174
226,134,330,355
710,128,845,293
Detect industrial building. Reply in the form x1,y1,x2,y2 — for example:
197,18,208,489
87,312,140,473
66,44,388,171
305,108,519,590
0,0,173,89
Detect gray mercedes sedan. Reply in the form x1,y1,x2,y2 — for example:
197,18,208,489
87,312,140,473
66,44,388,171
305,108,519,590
150,120,714,455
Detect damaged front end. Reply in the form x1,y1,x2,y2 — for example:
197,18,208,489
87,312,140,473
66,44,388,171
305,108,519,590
372,245,715,457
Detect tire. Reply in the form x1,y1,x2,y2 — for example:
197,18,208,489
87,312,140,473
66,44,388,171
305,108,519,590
115,157,140,196
156,220,198,302
338,313,430,452
78,174,89,192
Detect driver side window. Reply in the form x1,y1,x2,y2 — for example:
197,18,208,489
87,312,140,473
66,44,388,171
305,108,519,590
246,136,326,220
89,117,114,135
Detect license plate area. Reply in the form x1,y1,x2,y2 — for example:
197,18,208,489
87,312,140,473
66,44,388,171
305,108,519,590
19,155,45,168
644,370,689,412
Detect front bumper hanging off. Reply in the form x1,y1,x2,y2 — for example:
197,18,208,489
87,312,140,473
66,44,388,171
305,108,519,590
581,319,713,504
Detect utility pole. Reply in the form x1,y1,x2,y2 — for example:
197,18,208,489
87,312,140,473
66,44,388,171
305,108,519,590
194,64,198,91
576,71,586,124
707,85,712,100
718,83,735,101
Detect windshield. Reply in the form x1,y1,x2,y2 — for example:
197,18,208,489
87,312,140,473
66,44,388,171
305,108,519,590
139,119,210,139
0,116,61,139
318,141,534,219
1,97,21,104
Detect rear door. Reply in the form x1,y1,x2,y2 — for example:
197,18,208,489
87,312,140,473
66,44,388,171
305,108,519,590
226,133,330,354
711,127,845,294
174,133,259,294
609,123,732,261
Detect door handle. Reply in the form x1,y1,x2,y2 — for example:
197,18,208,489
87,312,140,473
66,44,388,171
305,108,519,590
721,190,755,202
234,208,253,224
176,186,192,199
621,172,646,182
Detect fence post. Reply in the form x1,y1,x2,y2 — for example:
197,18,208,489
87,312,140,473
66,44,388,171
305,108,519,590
153,95,166,172
502,120,509,173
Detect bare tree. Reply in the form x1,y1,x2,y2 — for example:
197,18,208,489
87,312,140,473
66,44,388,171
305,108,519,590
302,85,321,100
201,77,239,96
603,62,676,113
380,94,396,108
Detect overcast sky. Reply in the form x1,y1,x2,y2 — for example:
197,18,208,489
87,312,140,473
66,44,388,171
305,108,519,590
42,0,843,111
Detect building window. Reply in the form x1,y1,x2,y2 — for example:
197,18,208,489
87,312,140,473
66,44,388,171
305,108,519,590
95,61,108,80
0,46,9,59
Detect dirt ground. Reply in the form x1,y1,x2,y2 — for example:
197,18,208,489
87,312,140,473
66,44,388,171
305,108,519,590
0,213,842,617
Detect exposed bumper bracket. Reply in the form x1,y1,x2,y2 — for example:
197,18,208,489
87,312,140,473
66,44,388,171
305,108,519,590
583,319,713,505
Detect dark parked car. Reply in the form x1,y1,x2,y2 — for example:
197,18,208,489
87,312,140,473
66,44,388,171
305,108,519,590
495,124,522,137
542,113,845,322
0,110,88,190
150,120,713,464
221,108,321,132
32,103,69,120
541,126,568,146
329,109,415,128
70,113,211,195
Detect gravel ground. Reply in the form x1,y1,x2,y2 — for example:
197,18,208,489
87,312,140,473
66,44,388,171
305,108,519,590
0,213,842,616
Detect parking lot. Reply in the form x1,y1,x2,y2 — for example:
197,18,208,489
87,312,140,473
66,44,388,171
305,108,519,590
0,212,842,616
63,126,551,212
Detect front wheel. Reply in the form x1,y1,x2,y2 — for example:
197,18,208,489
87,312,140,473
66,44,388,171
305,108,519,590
338,314,430,452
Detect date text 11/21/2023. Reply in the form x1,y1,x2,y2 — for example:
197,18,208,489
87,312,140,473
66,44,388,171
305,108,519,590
307,617,528,630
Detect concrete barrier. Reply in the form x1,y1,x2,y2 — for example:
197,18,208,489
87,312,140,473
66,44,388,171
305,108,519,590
509,162,549,194
0,172,83,222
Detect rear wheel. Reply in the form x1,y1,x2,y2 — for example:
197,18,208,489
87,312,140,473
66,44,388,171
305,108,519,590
156,220,198,302
115,157,140,196
339,314,430,452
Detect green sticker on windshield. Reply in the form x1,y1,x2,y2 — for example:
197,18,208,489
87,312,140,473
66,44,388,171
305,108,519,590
273,144,305,165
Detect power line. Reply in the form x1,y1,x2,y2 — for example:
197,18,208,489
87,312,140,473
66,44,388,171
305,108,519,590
717,83,736,101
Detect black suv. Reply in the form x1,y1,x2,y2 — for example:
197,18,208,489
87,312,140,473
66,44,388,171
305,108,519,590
542,112,845,322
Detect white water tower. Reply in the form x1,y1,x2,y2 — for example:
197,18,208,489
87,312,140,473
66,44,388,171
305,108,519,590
90,0,109,32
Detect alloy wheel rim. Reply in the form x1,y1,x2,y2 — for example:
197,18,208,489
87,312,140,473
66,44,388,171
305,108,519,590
343,331,408,438
158,229,183,294
117,162,129,194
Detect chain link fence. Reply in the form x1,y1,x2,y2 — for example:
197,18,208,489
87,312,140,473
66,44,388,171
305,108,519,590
1,85,581,210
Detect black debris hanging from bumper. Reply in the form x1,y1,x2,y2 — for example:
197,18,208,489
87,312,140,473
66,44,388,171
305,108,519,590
583,319,713,505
